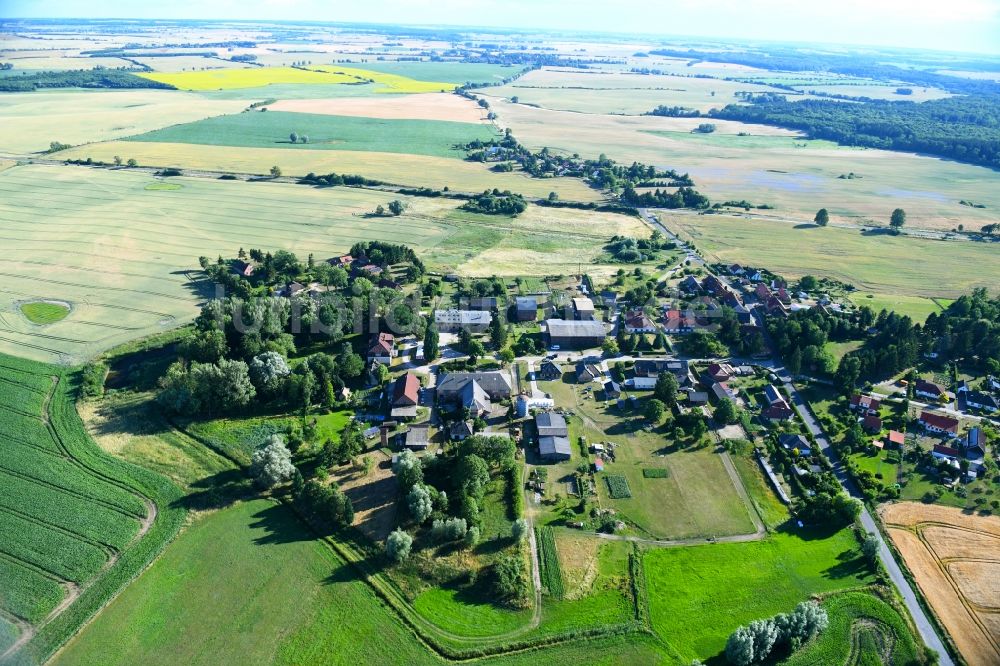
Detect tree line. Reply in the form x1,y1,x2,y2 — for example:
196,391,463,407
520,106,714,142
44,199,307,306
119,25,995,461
0,68,175,92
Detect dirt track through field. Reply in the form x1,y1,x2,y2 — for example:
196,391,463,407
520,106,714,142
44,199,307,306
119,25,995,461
880,502,1000,665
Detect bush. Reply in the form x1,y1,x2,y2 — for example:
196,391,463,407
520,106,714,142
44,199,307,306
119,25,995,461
431,517,468,542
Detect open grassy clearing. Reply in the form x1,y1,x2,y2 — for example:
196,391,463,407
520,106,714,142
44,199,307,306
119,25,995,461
264,93,489,123
645,527,875,661
0,164,631,361
56,141,603,201
0,89,246,154
881,502,1000,666
730,453,790,529
136,66,360,90
489,99,1000,232
663,212,997,299
847,293,949,322
53,498,666,665
796,83,952,101
128,110,497,159
480,67,800,114
19,301,70,325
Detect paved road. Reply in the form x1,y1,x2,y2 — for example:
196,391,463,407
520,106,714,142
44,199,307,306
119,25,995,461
777,367,954,665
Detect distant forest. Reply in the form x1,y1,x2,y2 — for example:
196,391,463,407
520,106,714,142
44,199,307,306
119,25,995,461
710,96,1000,170
0,69,175,92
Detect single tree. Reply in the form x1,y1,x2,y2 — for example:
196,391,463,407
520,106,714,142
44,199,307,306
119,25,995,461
113,155,123,166
645,398,666,424
270,165,282,178
407,484,433,523
388,199,406,216
511,518,528,542
890,208,906,230
289,132,298,143
715,397,738,425
653,372,679,407
813,208,829,226
300,135,308,144
250,435,295,488
385,528,413,562
126,158,138,168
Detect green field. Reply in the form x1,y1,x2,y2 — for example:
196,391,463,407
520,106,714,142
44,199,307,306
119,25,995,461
354,61,520,85
847,293,949,322
19,301,70,324
665,212,997,299
645,527,875,662
128,111,497,159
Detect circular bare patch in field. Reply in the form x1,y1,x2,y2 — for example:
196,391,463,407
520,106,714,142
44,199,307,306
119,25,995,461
264,93,488,123
948,561,1000,609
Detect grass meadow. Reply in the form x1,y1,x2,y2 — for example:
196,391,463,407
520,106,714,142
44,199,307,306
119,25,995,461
664,212,997,299
19,302,70,324
488,98,1000,232
129,110,497,159
0,89,245,154
137,66,360,90
351,61,518,85
645,527,875,662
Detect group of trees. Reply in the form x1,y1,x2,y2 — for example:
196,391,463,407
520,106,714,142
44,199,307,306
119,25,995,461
299,171,384,187
288,132,309,144
0,68,175,92
725,601,829,665
769,307,876,377
461,189,529,216
606,231,676,263
619,185,710,209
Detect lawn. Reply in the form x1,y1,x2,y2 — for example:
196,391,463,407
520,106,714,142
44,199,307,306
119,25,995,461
731,453,790,529
412,587,532,637
19,301,70,324
664,212,997,299
645,526,875,662
127,110,497,159
848,293,949,322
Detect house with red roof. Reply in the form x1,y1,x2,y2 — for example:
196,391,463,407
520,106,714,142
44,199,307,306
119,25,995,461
850,393,882,416
919,410,959,435
367,332,395,364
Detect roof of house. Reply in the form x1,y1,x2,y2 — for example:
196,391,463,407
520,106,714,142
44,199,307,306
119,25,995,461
888,430,905,445
539,435,572,458
688,391,709,403
392,373,420,406
763,384,784,405
915,378,946,395
966,391,999,408
438,371,512,399
405,427,429,448
538,360,561,377
536,412,568,437
706,362,734,379
576,362,603,381
711,382,734,401
450,420,474,439
434,309,492,326
572,296,595,311
779,434,811,451
850,394,882,411
919,411,959,432
368,332,394,357
634,358,688,377
863,414,883,431
546,319,607,339
764,403,793,419
515,296,537,310
968,427,985,447
603,380,622,394
625,311,656,330
932,444,960,458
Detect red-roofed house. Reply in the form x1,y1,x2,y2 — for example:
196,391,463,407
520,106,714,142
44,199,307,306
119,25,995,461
764,403,794,422
392,372,420,407
663,309,694,335
705,363,735,382
754,283,772,301
888,430,905,448
367,332,395,364
328,255,354,267
862,414,883,433
915,379,947,400
932,444,961,461
919,411,959,435
850,394,882,415
623,310,657,333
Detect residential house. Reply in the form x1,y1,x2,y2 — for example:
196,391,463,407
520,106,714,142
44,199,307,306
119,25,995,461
328,255,353,268
634,358,690,382
778,434,812,456
234,260,255,277
679,276,700,293
434,309,492,333
536,412,571,461
626,376,657,390
931,444,960,462
358,264,384,278
624,310,657,334
915,379,947,401
919,411,959,435
593,457,605,472
763,384,785,407
450,420,474,441
437,371,513,417
701,275,726,297
575,361,603,383
733,304,753,325
968,426,986,450
728,263,745,275
514,296,538,322
850,394,882,416
537,360,562,381
466,297,500,311
390,372,420,419
367,332,395,364
888,430,905,448
662,309,694,335
863,414,883,433
545,319,607,349
711,381,736,402
704,363,735,382
964,390,999,413
687,391,709,405
764,402,794,422
754,283,772,302
572,297,595,321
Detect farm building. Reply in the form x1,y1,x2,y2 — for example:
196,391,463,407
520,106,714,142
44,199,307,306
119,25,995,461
536,412,568,437
390,372,420,419
514,296,538,322
536,412,571,462
404,425,430,450
434,309,492,333
572,297,595,320
546,319,607,349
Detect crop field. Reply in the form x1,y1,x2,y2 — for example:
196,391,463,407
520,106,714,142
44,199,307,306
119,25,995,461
796,83,952,101
264,92,489,123
662,212,998,299
488,99,1000,232
881,502,1000,665
0,89,246,154
645,527,874,661
309,65,457,93
0,164,635,361
136,66,360,90
350,61,519,85
128,110,498,158
0,53,131,71
130,55,253,72
481,67,797,114
55,141,603,201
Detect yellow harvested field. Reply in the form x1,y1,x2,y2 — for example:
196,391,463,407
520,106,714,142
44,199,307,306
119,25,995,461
56,141,605,202
881,502,1000,666
264,93,488,123
309,65,456,93
137,66,360,90
554,532,602,599
0,90,245,154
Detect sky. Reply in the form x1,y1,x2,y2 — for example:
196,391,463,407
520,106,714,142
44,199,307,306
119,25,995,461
3,0,1000,55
